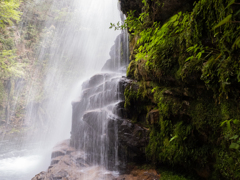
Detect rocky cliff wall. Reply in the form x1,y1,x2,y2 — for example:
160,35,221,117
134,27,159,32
120,0,240,179
70,31,150,172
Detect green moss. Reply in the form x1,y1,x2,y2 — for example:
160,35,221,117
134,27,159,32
126,79,240,178
145,86,240,178
126,60,136,79
124,81,153,124
123,0,240,178
125,0,240,99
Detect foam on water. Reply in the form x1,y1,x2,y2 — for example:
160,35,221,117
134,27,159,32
0,149,51,180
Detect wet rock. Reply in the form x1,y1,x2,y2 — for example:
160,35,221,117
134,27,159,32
50,159,60,165
32,139,119,180
107,118,149,165
112,101,129,119
82,73,119,90
32,171,47,180
102,32,129,72
153,0,195,23
51,150,65,159
82,74,104,89
89,90,123,109
119,0,143,17
118,77,134,94
102,59,119,72
70,63,150,173
82,109,107,132
118,119,149,152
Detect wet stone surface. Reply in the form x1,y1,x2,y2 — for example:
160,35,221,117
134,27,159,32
32,140,160,180
32,140,118,180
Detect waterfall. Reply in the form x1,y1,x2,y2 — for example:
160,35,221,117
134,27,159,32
0,0,125,179
71,30,129,171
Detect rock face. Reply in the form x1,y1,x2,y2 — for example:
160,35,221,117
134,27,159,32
33,30,154,179
71,74,149,172
102,32,129,73
70,31,149,172
120,0,195,22
119,0,240,178
119,0,143,17
71,73,122,170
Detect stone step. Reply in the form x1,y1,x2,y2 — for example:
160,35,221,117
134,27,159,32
82,109,108,132
81,76,122,99
81,73,121,90
88,90,123,110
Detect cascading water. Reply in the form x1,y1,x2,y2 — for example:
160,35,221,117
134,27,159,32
31,29,129,180
71,30,129,171
0,0,126,179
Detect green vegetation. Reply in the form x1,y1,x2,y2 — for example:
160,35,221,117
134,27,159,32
0,0,87,133
0,0,22,28
0,0,25,125
159,167,197,180
123,0,240,99
0,0,24,79
119,0,240,179
0,0,53,129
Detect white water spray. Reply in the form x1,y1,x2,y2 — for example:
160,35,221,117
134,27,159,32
0,0,123,179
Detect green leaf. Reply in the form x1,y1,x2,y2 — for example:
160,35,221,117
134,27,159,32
230,135,239,140
229,143,240,149
170,135,178,142
226,0,235,9
185,56,193,62
232,36,240,49
234,9,240,16
212,14,232,30
233,119,240,125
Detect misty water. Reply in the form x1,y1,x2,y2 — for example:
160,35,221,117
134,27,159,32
0,0,125,179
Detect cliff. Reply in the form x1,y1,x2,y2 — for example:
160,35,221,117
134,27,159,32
120,0,240,179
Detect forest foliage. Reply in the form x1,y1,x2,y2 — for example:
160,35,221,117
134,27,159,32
0,0,22,28
0,0,24,79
